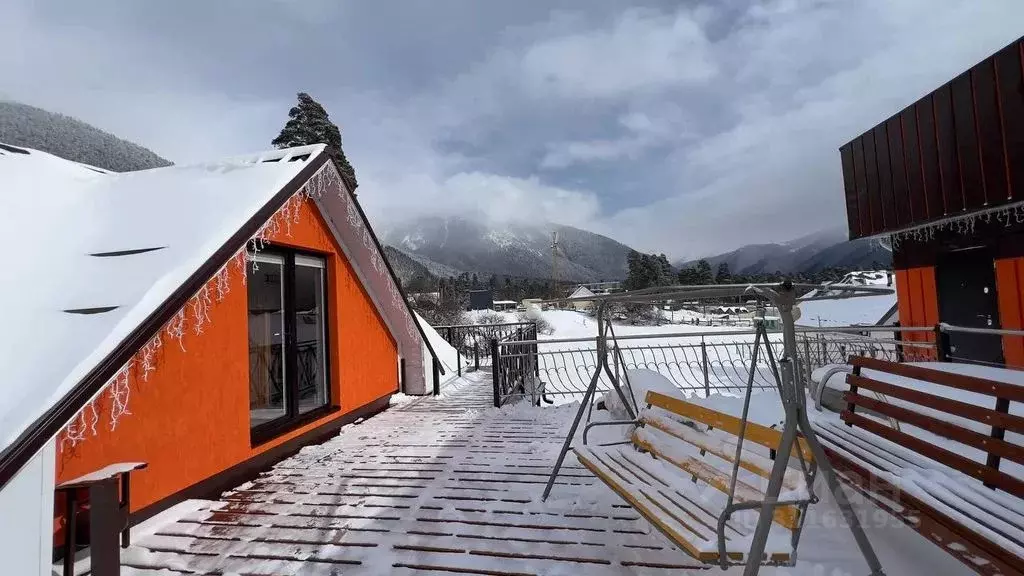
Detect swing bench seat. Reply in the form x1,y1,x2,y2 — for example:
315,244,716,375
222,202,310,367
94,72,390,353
575,390,815,565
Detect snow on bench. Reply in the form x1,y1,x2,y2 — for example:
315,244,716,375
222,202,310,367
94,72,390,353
814,356,1024,576
575,387,813,565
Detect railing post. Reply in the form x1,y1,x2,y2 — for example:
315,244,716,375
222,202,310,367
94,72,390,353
88,478,121,576
935,324,951,362
893,322,905,363
802,336,813,387
490,338,500,408
613,343,620,389
63,490,77,576
533,324,540,377
846,364,860,426
432,357,440,395
474,342,479,370
701,338,710,398
986,397,1010,486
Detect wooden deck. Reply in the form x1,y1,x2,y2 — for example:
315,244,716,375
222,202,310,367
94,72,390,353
124,371,703,575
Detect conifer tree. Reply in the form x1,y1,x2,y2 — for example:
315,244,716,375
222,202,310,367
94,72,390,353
272,92,358,192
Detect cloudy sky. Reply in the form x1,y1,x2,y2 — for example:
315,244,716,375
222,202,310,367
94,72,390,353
2,1,1022,258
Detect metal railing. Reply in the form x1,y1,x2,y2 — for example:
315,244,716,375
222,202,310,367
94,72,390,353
485,321,1024,407
489,325,941,405
435,321,536,375
489,324,539,407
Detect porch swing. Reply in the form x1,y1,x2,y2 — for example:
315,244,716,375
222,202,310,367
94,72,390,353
541,281,890,576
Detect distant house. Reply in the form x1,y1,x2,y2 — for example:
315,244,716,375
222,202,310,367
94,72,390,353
836,35,1024,365
0,143,439,574
568,286,596,311
468,289,494,311
711,305,748,316
493,300,517,312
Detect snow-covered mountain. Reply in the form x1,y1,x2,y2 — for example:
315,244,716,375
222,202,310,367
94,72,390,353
0,101,171,172
380,216,634,281
676,228,892,275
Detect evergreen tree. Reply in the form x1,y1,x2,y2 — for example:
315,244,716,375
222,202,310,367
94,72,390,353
716,262,731,283
695,259,714,285
272,92,359,192
678,266,698,285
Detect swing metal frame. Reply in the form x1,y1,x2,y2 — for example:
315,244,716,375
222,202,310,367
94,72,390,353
540,281,889,576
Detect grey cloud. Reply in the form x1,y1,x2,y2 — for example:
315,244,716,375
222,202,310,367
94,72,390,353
2,0,1022,259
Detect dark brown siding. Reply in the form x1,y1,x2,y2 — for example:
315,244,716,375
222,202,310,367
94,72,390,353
863,129,883,230
888,116,911,227
918,96,945,221
934,83,963,214
839,36,1024,238
974,58,1008,204
840,144,860,237
997,41,1024,199
874,124,896,228
952,71,986,210
902,107,927,221
853,137,870,232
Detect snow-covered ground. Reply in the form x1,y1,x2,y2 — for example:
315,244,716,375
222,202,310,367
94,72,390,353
123,368,975,576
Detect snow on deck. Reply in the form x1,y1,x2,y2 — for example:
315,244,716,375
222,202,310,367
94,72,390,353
124,370,975,575
123,371,701,575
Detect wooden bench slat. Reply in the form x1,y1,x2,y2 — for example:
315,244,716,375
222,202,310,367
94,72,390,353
841,411,1024,498
847,374,1024,434
644,391,813,461
573,448,719,562
575,447,791,563
632,428,801,530
845,392,1024,466
640,411,805,491
850,357,1024,402
818,419,1024,540
614,449,748,539
822,443,1024,576
587,450,719,543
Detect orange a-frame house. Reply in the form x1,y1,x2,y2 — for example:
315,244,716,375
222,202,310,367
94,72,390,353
0,142,439,574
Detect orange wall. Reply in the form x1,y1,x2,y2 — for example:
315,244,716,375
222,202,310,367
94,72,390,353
995,257,1024,368
894,266,939,360
55,197,397,514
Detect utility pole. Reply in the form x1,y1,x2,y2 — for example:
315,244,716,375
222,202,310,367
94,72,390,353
551,230,559,299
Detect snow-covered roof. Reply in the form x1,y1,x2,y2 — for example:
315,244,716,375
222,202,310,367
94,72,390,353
0,143,326,456
569,286,595,299
797,270,897,327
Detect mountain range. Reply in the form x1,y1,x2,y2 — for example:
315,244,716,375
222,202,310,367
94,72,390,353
675,228,892,275
379,216,634,282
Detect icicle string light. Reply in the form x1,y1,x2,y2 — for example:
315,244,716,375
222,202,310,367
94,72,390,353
58,161,424,450
888,201,1024,250
108,364,132,431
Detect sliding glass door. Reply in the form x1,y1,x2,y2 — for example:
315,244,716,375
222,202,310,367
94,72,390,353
247,249,330,441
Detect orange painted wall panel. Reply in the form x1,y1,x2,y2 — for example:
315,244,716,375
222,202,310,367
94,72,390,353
995,257,1024,367
54,197,397,515
894,266,939,360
